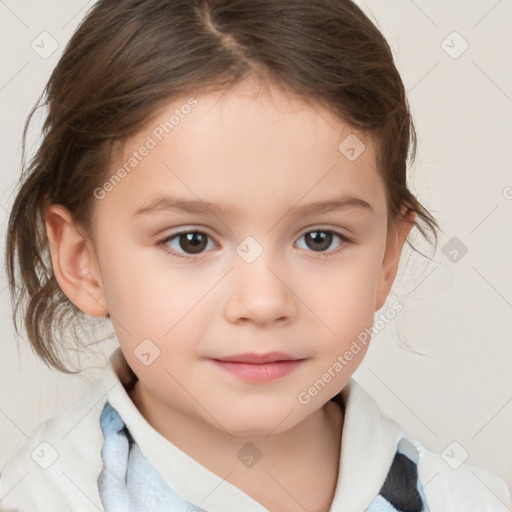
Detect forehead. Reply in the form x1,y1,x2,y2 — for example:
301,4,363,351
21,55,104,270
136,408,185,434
99,77,387,224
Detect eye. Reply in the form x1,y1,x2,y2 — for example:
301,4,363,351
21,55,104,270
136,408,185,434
156,227,352,261
295,228,351,257
157,230,216,261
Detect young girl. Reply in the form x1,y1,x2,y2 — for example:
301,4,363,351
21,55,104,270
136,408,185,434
1,0,509,510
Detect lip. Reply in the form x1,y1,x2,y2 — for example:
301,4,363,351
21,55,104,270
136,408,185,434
210,352,306,382
213,352,300,364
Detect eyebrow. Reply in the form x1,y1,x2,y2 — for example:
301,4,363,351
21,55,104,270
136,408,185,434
132,194,374,218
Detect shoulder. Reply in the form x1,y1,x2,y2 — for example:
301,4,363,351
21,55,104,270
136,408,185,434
0,373,109,512
408,437,511,512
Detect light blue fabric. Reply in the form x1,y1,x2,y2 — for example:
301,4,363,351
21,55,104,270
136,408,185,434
97,401,429,512
366,495,402,512
97,401,207,512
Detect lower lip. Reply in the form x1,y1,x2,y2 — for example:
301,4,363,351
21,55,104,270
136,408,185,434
211,359,304,382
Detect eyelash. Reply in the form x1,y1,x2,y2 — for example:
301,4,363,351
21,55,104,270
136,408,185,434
156,227,352,261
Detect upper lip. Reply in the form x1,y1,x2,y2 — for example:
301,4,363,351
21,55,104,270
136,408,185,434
213,352,303,364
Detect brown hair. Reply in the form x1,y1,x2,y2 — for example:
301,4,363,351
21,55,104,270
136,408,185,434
5,0,440,373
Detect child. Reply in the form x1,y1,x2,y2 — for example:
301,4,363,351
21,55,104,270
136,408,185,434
0,0,509,510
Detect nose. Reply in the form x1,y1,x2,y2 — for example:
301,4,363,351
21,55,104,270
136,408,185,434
223,251,297,327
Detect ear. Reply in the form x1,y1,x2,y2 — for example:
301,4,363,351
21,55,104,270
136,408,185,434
44,203,108,318
374,206,415,312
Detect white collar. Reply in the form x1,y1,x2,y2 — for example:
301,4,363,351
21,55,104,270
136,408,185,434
104,347,404,512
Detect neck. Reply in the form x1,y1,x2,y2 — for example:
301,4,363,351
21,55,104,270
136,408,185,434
129,379,344,511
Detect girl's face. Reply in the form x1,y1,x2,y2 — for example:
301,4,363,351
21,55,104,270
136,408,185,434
87,77,412,436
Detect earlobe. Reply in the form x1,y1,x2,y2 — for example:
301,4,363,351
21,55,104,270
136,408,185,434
44,203,108,318
374,207,415,312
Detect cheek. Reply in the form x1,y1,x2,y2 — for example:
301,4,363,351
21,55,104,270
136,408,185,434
303,259,382,397
308,250,383,336
98,242,212,363
97,231,186,323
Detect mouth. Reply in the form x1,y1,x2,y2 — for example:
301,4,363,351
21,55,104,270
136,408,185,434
213,352,301,364
210,352,306,382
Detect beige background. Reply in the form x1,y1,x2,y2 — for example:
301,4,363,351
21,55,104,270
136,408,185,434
1,0,511,499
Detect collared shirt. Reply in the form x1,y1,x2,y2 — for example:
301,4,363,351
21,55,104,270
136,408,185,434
1,347,510,511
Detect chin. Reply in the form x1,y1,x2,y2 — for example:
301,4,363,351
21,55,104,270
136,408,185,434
220,411,301,438
228,423,285,437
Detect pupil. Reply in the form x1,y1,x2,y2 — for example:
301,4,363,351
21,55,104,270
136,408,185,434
182,232,206,253
307,231,331,251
